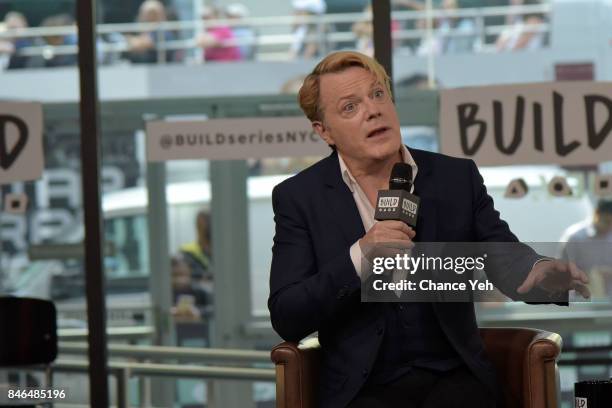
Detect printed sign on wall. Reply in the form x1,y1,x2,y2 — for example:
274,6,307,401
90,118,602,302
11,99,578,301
439,82,612,166
146,116,329,161
0,102,44,184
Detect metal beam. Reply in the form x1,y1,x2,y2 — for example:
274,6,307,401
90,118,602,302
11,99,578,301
76,0,109,407
210,159,255,408
145,161,175,407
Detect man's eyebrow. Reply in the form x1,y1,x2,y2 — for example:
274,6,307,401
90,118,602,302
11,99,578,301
335,81,384,103
337,93,358,103
370,80,384,89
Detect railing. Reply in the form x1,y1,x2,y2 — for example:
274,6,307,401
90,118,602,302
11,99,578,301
58,341,271,363
53,342,274,408
0,3,552,67
53,358,274,408
58,326,155,341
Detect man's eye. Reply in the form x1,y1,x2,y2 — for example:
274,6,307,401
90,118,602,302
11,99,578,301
373,89,385,99
343,103,355,112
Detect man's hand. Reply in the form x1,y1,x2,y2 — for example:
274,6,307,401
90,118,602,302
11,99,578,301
359,220,415,260
517,259,590,299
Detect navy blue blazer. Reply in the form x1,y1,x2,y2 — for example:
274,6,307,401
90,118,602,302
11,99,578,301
269,148,542,408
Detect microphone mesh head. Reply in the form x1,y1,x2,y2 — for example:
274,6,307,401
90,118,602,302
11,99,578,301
389,162,413,191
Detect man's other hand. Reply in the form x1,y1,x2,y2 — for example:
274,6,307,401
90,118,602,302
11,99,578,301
517,259,591,299
359,220,415,260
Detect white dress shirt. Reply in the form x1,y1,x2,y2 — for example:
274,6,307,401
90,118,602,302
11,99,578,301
338,145,418,283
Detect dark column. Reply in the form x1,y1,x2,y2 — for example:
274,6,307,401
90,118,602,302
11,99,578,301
372,0,393,85
76,0,110,406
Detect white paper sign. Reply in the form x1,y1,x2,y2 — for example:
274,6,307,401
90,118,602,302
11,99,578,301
146,116,329,161
440,82,612,166
0,101,44,184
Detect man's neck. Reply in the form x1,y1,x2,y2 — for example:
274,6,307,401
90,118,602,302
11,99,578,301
342,150,403,190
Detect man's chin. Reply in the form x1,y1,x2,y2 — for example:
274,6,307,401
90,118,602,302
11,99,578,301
367,140,402,160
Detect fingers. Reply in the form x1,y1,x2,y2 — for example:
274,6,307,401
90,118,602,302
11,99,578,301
380,239,415,250
375,220,415,239
379,229,413,242
571,281,591,299
516,273,535,294
568,261,589,284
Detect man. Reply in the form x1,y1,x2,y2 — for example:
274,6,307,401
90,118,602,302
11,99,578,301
560,199,612,283
268,51,589,408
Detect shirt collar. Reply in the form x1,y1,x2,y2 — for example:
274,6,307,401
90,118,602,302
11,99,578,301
338,145,419,193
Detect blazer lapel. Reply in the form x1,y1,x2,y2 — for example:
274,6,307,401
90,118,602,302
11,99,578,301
410,148,437,243
321,152,365,246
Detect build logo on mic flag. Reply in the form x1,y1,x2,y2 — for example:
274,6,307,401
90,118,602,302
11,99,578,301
378,196,399,210
402,198,418,216
374,190,420,227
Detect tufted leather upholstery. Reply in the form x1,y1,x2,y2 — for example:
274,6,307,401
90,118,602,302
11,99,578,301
271,327,562,408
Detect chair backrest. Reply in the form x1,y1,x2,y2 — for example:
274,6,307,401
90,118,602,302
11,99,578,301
0,296,57,366
272,327,562,408
480,327,562,408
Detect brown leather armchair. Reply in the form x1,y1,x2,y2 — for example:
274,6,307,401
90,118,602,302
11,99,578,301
271,327,562,408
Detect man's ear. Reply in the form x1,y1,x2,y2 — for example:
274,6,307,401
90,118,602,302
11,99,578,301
312,121,335,147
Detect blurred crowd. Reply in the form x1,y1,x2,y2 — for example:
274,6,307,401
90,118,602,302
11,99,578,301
0,0,548,70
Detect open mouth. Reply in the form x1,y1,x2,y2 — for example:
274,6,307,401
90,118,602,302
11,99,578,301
367,126,390,138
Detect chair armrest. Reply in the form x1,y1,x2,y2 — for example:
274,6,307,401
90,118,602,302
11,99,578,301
480,327,562,408
271,338,321,408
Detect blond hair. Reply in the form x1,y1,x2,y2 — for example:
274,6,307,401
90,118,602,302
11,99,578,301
298,51,392,122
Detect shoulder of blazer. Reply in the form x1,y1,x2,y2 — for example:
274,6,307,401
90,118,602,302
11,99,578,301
273,151,342,197
409,146,474,175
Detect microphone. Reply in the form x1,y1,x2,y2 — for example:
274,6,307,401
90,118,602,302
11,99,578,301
389,162,413,192
374,163,420,228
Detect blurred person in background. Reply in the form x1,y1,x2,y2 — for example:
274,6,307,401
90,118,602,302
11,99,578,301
171,253,213,346
496,0,545,52
352,3,401,58
560,199,612,278
35,14,78,68
415,0,479,55
180,210,213,290
125,0,178,64
0,11,33,70
352,4,376,57
197,5,241,62
290,0,327,59
171,254,213,322
225,3,256,60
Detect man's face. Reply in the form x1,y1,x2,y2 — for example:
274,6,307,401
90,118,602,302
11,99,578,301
172,262,192,289
595,213,612,234
313,67,401,165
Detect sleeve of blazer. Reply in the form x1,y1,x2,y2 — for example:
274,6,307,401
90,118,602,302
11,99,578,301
467,159,564,303
268,182,362,343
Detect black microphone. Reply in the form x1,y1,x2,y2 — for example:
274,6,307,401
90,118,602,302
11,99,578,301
374,163,420,228
389,162,413,192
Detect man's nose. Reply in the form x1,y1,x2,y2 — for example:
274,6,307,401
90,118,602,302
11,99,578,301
364,98,382,120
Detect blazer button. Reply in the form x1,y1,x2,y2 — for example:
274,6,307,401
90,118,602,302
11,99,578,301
376,326,383,336
362,369,368,378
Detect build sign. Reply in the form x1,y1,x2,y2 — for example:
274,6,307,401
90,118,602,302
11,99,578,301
146,116,329,161
440,82,612,166
0,101,44,184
